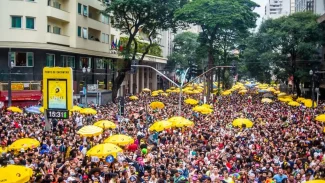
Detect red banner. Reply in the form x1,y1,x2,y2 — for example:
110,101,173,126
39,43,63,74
0,90,42,101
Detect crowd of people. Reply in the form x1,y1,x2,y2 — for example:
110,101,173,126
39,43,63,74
0,87,325,183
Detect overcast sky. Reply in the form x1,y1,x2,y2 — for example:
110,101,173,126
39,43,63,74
252,0,268,30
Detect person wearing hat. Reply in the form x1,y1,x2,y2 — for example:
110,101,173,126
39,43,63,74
174,169,186,183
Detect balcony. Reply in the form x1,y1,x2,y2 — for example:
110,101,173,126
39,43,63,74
46,33,70,46
47,0,70,22
88,28,101,42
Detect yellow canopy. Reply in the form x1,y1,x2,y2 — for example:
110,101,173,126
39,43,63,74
238,90,248,94
80,108,97,115
168,116,194,128
129,96,139,100
315,114,325,122
261,98,273,103
8,138,40,151
77,125,103,137
192,106,213,115
184,98,199,105
0,165,33,183
150,101,165,109
86,143,123,158
288,101,300,107
104,134,134,146
232,118,253,128
7,106,22,113
303,99,317,108
149,120,172,132
296,97,306,103
70,105,82,112
93,120,116,129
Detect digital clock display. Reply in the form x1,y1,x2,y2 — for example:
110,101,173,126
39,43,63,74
47,110,69,119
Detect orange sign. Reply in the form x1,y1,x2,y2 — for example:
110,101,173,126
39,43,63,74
11,83,24,91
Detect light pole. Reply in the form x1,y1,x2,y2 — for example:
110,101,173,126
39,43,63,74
178,68,190,116
83,67,91,106
309,69,315,108
7,51,14,107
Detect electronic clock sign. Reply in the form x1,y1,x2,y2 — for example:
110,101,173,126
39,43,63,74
47,110,69,119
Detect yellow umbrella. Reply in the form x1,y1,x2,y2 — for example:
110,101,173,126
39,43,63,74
7,106,22,113
306,181,325,183
161,93,169,96
192,106,213,115
296,97,306,103
80,108,97,115
184,98,199,105
77,125,103,137
303,99,317,108
39,107,44,113
222,91,231,96
202,104,213,109
149,120,172,132
70,105,82,112
150,101,165,109
274,91,280,94
86,143,123,158
232,118,253,128
8,138,40,151
261,98,273,103
151,93,159,97
142,88,151,92
129,96,138,100
315,114,325,122
0,165,33,183
278,92,286,97
104,134,134,146
168,116,194,128
288,101,300,107
278,97,292,102
238,90,247,94
93,120,116,129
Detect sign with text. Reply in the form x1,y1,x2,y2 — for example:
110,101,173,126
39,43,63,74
43,67,73,111
11,83,24,91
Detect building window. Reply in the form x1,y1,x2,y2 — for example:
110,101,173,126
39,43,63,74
101,33,105,43
10,52,34,67
78,3,82,14
83,5,88,16
82,28,88,39
46,54,55,67
101,14,109,24
61,55,75,68
80,57,91,69
11,16,22,28
53,1,61,9
53,26,61,35
78,26,81,37
26,17,35,29
95,58,105,69
105,34,109,43
47,25,51,33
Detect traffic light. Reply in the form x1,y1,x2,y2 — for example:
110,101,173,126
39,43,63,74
118,96,124,116
131,60,138,74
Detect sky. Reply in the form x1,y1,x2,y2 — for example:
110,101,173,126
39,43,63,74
252,0,268,30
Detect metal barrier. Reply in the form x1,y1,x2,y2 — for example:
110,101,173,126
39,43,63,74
0,82,41,91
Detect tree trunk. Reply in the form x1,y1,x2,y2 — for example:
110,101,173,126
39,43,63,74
294,77,301,96
207,48,214,102
222,68,226,89
112,71,126,103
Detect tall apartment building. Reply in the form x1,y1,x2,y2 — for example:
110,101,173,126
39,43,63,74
0,0,168,105
295,0,325,15
291,0,296,14
265,0,291,19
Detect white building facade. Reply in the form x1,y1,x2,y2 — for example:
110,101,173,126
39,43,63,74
265,0,291,19
295,0,325,15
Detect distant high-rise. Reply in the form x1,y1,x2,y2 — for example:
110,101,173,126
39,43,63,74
264,0,291,19
290,0,296,14
295,0,325,15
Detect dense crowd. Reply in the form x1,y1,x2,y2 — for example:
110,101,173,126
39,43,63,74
0,89,325,183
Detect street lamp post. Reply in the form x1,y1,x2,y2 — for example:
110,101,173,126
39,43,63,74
83,67,91,106
8,51,14,107
309,70,315,108
178,68,190,116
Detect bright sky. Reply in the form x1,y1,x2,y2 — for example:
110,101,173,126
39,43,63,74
252,0,268,30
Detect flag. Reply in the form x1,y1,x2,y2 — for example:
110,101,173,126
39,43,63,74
117,40,120,48
111,40,115,49
114,39,118,49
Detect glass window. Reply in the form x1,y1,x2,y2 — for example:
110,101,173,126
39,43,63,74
47,25,51,33
78,26,81,37
78,3,82,14
105,34,109,43
96,58,105,69
46,54,55,67
80,57,91,69
83,5,88,16
11,16,22,28
53,1,61,9
82,28,88,39
11,52,34,67
26,17,35,29
101,14,109,24
61,55,75,68
53,26,61,35
101,33,105,43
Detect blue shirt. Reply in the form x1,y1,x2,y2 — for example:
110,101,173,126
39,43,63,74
273,174,287,183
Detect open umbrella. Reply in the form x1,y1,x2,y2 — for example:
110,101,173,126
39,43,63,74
184,98,198,105
262,93,274,98
104,134,134,146
315,114,325,122
70,105,82,112
0,165,33,183
8,138,40,151
129,96,138,100
93,120,116,129
288,101,300,107
150,101,165,109
168,116,194,128
25,106,41,114
192,105,213,115
238,90,247,94
261,98,273,103
305,181,325,183
232,118,253,128
142,88,151,92
303,99,317,108
80,108,97,115
77,125,103,137
149,120,172,132
7,106,22,113
86,143,123,158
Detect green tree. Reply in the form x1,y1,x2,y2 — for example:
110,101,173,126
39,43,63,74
175,0,259,98
166,32,200,71
104,0,180,100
